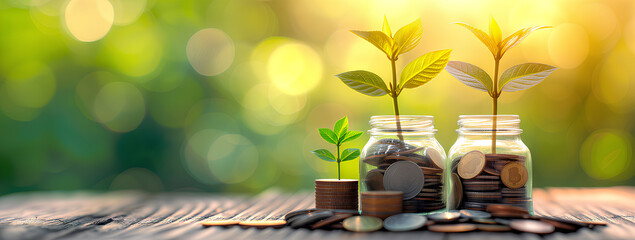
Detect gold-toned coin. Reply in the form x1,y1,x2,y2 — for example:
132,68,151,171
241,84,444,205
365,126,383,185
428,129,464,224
343,216,383,232
201,219,240,226
500,162,528,189
450,173,462,209
428,223,477,233
458,150,486,179
424,147,445,169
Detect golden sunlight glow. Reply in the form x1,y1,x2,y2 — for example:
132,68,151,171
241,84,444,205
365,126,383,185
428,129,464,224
548,23,589,69
93,82,145,132
267,42,323,95
64,0,114,42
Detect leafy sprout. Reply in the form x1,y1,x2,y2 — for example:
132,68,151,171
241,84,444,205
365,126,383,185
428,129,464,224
445,16,558,153
312,116,363,180
336,16,451,141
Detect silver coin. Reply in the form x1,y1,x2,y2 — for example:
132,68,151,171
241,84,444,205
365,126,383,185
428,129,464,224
290,210,334,228
510,220,555,234
383,213,427,232
383,161,424,200
460,209,491,219
343,216,383,232
427,211,462,223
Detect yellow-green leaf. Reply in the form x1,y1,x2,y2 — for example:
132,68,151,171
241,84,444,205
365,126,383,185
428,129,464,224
399,49,452,91
333,116,348,140
489,16,502,44
351,30,394,59
445,61,493,94
392,19,422,58
499,26,551,56
341,148,360,162
454,22,498,57
336,70,389,96
498,63,557,92
312,149,336,162
382,15,392,37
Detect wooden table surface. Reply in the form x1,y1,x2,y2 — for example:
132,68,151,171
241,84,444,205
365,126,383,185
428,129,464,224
0,187,633,240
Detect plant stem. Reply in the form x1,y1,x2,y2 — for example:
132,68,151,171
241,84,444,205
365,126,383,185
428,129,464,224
336,144,341,180
390,60,404,142
492,58,500,154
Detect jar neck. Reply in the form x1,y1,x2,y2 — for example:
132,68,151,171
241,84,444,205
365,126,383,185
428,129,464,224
457,115,522,136
368,115,437,136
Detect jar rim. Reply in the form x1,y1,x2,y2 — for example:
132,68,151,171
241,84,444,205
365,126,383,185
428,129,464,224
457,114,522,135
368,115,437,135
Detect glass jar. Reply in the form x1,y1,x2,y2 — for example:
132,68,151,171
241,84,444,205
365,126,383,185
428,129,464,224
360,115,446,214
445,115,533,213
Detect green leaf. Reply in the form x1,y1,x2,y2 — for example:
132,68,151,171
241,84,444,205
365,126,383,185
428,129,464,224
382,15,391,37
335,70,390,97
445,61,493,95
399,49,452,91
351,30,394,59
340,131,363,144
319,128,338,144
499,26,551,56
312,149,336,162
454,22,498,57
333,116,348,140
498,63,558,92
489,16,502,44
393,18,422,58
341,148,361,162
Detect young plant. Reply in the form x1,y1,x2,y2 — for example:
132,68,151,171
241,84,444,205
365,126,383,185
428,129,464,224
445,17,557,153
336,17,452,141
312,116,363,180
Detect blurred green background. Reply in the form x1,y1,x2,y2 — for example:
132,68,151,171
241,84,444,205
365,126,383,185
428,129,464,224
0,0,633,194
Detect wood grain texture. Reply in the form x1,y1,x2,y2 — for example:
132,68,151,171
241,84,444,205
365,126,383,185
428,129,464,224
0,187,633,240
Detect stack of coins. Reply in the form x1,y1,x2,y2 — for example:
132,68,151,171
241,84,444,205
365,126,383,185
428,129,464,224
315,179,358,210
362,138,444,213
452,151,529,211
360,191,402,219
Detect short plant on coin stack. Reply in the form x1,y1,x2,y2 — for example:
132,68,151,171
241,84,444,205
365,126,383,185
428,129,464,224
311,116,362,210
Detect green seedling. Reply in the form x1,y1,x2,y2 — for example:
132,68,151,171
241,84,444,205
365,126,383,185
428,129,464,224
312,116,363,180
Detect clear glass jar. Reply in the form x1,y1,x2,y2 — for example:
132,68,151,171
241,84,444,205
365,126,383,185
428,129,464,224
360,115,446,214
445,115,533,213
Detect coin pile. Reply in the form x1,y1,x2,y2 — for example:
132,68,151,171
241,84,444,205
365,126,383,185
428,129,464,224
360,191,402,219
314,179,358,210
362,138,444,213
451,151,529,211
285,204,607,233
284,208,358,229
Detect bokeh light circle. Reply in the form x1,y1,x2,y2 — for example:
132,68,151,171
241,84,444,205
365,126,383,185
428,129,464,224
5,62,55,109
64,0,114,42
580,130,632,180
267,42,323,95
110,0,146,25
548,23,589,69
207,134,259,184
186,28,235,76
93,82,145,132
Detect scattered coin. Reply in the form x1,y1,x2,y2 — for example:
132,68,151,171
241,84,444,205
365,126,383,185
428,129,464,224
540,219,577,232
510,220,555,234
290,211,334,228
427,211,462,223
383,213,427,232
201,219,240,226
428,223,477,233
311,213,353,229
458,150,486,179
476,224,512,232
383,161,424,200
472,218,497,224
500,162,528,189
284,208,319,221
460,209,491,219
364,169,385,191
486,204,529,214
240,220,287,227
343,216,383,232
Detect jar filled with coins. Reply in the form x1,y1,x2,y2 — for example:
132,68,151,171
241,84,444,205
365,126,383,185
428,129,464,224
446,115,533,213
360,115,446,214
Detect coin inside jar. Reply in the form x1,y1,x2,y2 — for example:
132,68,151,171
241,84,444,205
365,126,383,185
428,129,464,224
383,161,424,200
501,162,528,189
424,147,445,169
458,150,486,179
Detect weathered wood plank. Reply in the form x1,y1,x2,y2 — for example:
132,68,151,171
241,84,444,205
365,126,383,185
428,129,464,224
0,187,633,240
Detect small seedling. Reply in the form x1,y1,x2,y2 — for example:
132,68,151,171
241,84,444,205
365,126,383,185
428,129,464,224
336,16,451,140
312,116,363,180
445,16,557,153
